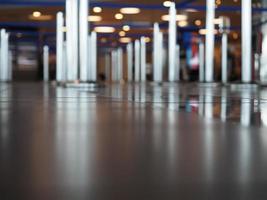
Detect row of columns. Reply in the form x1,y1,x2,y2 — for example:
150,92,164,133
56,0,97,84
54,0,253,85
204,0,252,83
109,37,147,82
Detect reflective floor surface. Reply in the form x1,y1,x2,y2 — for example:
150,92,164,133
1,82,267,199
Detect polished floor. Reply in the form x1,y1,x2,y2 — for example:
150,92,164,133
1,82,267,199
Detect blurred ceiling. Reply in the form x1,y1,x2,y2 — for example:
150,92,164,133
0,0,263,46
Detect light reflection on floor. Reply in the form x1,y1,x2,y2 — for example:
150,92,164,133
1,82,267,199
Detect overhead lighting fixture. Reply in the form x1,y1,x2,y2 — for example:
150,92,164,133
185,8,198,12
144,37,151,43
93,7,102,13
163,1,172,7
199,29,218,35
120,7,140,14
100,38,107,43
122,25,130,31
119,37,132,43
115,13,124,20
161,14,188,21
178,20,188,27
29,14,53,21
32,11,41,18
195,19,202,26
94,26,115,33
88,15,102,22
232,32,239,39
119,31,126,37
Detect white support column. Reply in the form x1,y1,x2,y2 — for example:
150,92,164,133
205,0,215,82
242,0,252,83
43,45,49,82
62,41,67,82
221,33,228,84
66,0,79,81
134,40,141,82
111,50,118,82
158,32,164,81
168,3,177,82
175,45,180,81
0,29,9,82
260,0,267,83
56,12,64,82
79,0,89,82
4,33,9,82
140,36,146,82
220,88,227,122
8,50,12,81
117,48,123,82
89,32,97,82
105,53,111,82
199,41,205,82
127,43,133,82
218,16,230,84
153,23,163,83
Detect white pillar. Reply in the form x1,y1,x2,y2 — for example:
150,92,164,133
56,12,64,82
260,0,267,83
175,45,180,81
105,53,111,82
66,0,78,81
153,23,163,83
199,41,205,82
168,3,177,82
89,32,97,82
134,40,141,82
79,0,89,82
205,0,215,82
62,41,67,81
0,29,9,82
242,0,252,83
111,50,118,82
8,50,12,81
43,45,49,82
127,43,133,82
140,36,146,82
117,48,123,82
221,33,228,84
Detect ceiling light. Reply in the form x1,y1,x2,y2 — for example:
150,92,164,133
122,25,130,31
115,13,124,20
88,15,102,22
100,38,107,43
199,29,218,35
144,37,151,43
232,32,239,39
195,20,202,26
178,20,188,27
161,14,188,21
163,1,172,7
93,7,102,13
119,31,126,37
32,11,41,18
120,7,140,14
185,8,198,12
29,14,52,21
94,26,115,33
119,37,132,43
